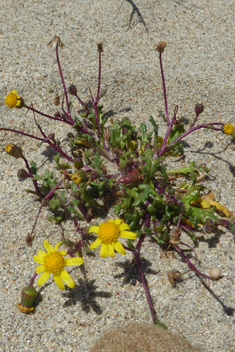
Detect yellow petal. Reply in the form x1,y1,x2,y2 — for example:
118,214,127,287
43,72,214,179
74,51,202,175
43,240,53,253
37,271,50,286
59,250,67,256
65,257,84,266
53,274,65,290
113,219,123,226
200,199,211,209
119,223,130,231
54,241,63,252
35,265,45,274
120,230,137,240
210,200,233,217
38,250,46,256
114,241,126,255
107,243,115,257
60,269,75,288
33,254,45,264
90,238,101,250
100,243,108,258
89,226,100,234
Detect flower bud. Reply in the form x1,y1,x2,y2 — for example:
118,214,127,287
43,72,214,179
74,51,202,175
74,157,83,170
48,133,55,140
17,169,30,179
195,103,204,115
17,285,37,314
96,40,103,53
54,111,61,118
68,85,77,96
156,41,166,53
5,143,23,158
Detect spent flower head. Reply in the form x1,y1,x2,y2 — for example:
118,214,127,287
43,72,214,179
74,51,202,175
89,219,137,258
5,90,21,108
156,41,166,53
5,143,23,158
96,40,104,53
33,240,83,290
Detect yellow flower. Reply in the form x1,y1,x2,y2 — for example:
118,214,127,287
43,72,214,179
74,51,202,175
33,240,83,290
71,172,83,184
223,124,234,135
89,219,137,258
5,90,21,108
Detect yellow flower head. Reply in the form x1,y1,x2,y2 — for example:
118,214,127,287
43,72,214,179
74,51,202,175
5,90,21,108
89,219,137,258
33,240,83,290
223,124,234,135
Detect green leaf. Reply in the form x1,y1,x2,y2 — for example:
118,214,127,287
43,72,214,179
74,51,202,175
30,161,37,175
33,175,42,181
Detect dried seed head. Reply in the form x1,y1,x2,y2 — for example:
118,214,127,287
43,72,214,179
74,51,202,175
53,95,60,106
47,36,64,50
156,41,166,53
96,40,104,53
210,267,222,280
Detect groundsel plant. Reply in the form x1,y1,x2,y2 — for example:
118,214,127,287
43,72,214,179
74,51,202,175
2,37,235,326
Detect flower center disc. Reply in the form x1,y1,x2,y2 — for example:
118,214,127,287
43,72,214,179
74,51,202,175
98,222,120,244
43,252,65,275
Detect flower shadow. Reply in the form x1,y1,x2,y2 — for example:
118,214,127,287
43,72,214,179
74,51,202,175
114,257,159,286
62,278,112,315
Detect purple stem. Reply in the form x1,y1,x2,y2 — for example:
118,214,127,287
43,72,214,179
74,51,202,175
172,243,212,280
28,204,43,239
124,245,157,323
95,52,102,103
25,105,73,125
75,94,90,114
191,113,199,128
22,156,44,199
67,237,86,257
29,272,37,287
159,51,170,125
44,179,63,200
179,241,198,266
55,44,71,118
32,114,74,163
159,123,223,157
0,127,45,142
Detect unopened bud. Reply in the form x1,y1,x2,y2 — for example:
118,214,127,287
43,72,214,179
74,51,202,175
195,103,204,115
54,111,61,118
17,169,30,179
5,143,23,158
96,40,103,53
48,133,55,140
156,41,166,53
74,157,83,170
17,285,37,314
68,85,77,96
